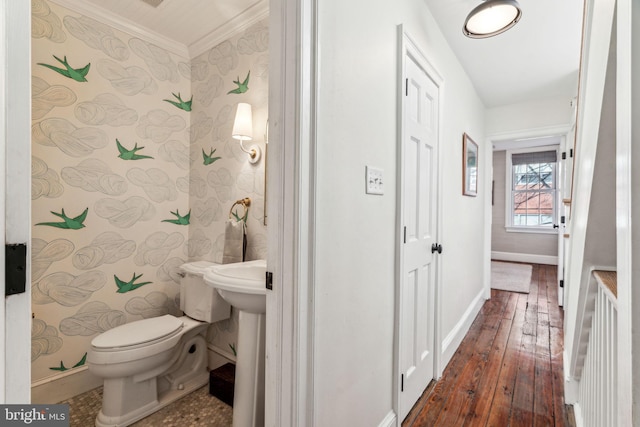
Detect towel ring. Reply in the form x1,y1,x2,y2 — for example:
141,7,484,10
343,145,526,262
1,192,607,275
229,197,251,221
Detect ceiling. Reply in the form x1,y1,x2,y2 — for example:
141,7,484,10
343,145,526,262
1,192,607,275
426,0,585,107
60,0,268,57
59,0,584,109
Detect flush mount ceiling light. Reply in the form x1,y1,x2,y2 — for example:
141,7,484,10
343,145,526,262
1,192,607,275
463,0,522,39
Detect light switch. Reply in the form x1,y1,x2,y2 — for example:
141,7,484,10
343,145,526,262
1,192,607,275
366,166,384,195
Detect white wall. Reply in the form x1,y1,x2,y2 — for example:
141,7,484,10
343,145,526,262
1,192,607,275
313,0,485,425
582,50,616,272
486,96,574,136
612,1,636,424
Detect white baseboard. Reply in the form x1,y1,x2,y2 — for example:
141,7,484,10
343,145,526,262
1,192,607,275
564,376,580,405
440,290,484,371
572,402,584,427
491,251,558,265
377,410,397,427
31,366,102,404
563,350,580,404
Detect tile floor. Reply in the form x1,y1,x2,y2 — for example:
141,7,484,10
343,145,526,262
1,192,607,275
62,385,232,427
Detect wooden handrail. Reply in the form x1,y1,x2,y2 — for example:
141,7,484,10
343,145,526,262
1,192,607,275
593,270,617,299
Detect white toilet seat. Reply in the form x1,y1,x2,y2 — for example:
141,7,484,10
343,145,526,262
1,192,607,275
93,315,184,350
90,315,185,365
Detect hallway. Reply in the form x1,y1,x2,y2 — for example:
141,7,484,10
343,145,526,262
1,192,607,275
403,264,574,426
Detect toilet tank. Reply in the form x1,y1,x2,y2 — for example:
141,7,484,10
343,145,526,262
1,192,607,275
180,261,231,323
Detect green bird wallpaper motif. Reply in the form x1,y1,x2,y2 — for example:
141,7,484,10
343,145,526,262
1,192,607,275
30,0,269,384
227,70,250,94
116,139,154,160
37,55,90,82
115,273,152,293
162,209,190,225
49,353,87,372
36,208,88,230
163,92,192,111
202,148,221,165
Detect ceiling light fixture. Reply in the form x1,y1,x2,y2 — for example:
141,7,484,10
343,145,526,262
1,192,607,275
463,0,522,39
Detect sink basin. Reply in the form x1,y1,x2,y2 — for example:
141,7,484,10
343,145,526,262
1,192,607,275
204,259,266,314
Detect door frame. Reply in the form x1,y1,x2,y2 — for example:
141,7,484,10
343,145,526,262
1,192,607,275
0,0,321,416
394,26,444,420
266,0,317,425
487,124,572,296
0,0,316,415
1,0,33,403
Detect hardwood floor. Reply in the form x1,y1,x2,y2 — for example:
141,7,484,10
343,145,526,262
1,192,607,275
402,264,575,427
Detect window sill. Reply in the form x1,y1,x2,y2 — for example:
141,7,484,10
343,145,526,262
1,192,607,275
505,226,558,235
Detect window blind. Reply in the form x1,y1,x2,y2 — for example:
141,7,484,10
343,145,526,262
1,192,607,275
511,150,557,165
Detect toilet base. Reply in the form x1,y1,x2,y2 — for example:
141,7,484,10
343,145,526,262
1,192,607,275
95,371,209,427
93,331,210,427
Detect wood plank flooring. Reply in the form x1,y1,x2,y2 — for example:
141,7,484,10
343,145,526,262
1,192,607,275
403,263,574,427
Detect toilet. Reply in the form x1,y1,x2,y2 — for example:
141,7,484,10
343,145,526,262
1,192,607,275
87,261,230,427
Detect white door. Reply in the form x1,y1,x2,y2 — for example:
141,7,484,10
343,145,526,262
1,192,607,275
398,51,439,420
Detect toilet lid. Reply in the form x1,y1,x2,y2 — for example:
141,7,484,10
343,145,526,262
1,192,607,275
92,315,183,349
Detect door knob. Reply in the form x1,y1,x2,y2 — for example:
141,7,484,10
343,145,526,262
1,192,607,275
431,243,442,254
553,224,559,229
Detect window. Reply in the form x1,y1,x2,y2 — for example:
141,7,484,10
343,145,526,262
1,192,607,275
506,148,557,232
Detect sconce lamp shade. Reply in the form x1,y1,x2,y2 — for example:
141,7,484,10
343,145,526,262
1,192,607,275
232,103,253,141
232,102,261,164
463,0,522,39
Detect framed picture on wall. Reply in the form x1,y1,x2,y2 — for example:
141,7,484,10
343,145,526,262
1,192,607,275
463,133,478,197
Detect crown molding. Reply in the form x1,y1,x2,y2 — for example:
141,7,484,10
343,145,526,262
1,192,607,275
489,123,572,151
188,0,269,58
49,0,269,60
49,0,190,58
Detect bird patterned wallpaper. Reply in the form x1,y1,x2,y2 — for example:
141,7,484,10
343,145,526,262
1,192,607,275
31,0,268,383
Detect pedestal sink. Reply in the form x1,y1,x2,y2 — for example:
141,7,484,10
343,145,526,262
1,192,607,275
204,260,266,427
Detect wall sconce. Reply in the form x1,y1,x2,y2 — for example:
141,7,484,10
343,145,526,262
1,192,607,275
232,102,261,164
463,0,522,39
